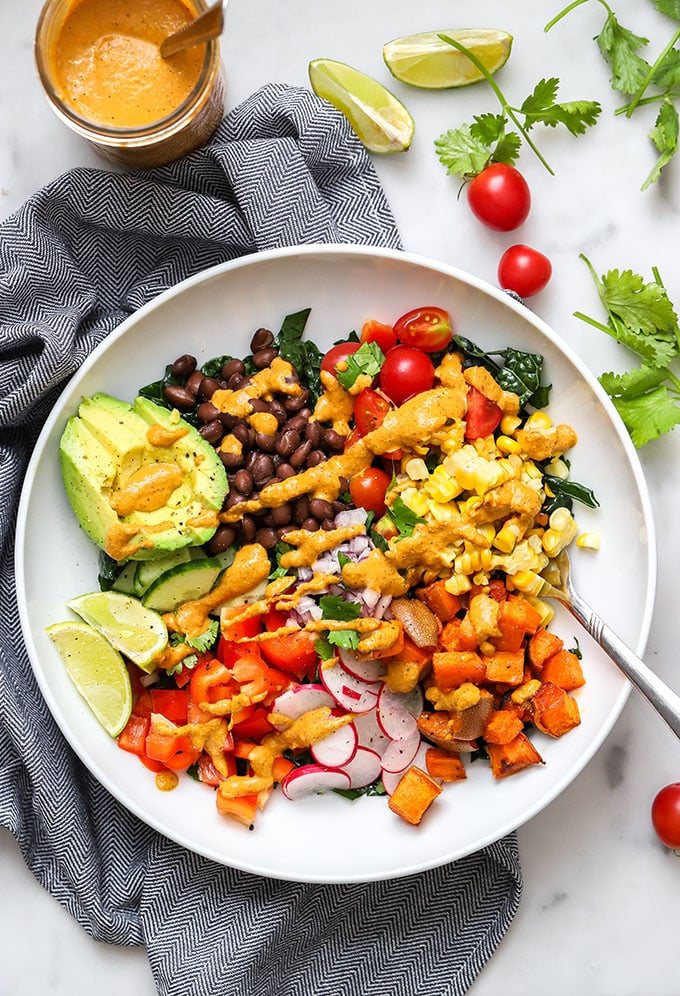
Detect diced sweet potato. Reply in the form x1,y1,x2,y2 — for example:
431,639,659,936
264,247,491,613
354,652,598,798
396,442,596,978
417,580,461,621
531,682,581,737
487,732,544,779
483,709,525,746
440,615,479,652
418,690,494,744
385,636,432,693
388,765,442,825
431,650,486,690
540,649,585,691
494,595,542,652
483,649,525,686
527,627,564,672
425,747,467,782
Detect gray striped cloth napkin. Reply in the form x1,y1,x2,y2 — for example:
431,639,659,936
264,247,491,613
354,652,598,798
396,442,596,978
0,83,521,995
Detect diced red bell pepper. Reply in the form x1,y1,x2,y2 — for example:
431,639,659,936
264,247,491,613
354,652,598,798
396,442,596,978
117,712,150,756
260,630,319,680
150,688,189,725
232,705,274,741
190,658,234,707
216,791,260,828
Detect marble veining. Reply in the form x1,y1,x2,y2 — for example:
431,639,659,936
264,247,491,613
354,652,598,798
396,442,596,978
2,1,680,994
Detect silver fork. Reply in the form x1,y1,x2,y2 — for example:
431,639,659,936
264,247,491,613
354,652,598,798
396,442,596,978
538,550,680,739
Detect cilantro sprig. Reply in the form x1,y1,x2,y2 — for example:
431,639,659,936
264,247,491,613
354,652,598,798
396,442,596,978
576,254,680,446
334,340,385,391
546,0,680,189
318,595,362,651
434,34,600,178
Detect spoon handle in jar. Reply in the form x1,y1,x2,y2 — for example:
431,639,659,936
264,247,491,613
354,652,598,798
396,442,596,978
565,589,680,741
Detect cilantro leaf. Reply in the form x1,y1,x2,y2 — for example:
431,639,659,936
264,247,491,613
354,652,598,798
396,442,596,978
642,97,679,191
315,636,336,661
186,618,219,653
319,595,362,622
335,340,385,391
654,0,680,20
434,125,493,178
327,630,360,651
337,552,351,569
595,12,651,95
386,495,426,540
598,365,669,399
652,47,680,90
269,540,294,580
519,78,601,135
609,386,680,447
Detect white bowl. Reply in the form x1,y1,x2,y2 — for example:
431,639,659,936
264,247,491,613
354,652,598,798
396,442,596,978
15,245,656,883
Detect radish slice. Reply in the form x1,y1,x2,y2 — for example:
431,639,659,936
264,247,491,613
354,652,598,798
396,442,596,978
381,742,433,796
281,764,351,801
352,709,392,756
270,684,335,728
376,684,419,741
311,721,358,768
340,746,382,789
319,661,381,713
338,647,386,683
381,731,421,774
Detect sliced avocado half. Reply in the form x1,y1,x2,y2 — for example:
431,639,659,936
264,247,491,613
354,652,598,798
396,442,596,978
59,393,228,561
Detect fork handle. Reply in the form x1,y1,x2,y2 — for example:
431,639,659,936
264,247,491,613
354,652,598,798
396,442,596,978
565,591,680,741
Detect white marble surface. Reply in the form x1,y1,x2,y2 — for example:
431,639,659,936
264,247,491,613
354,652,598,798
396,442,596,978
2,0,680,993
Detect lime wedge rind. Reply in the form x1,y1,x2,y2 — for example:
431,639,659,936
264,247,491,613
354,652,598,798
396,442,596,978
383,29,513,90
46,621,133,737
309,58,414,154
67,590,168,671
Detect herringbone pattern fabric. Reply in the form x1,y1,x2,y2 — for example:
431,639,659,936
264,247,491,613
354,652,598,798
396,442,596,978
0,83,521,995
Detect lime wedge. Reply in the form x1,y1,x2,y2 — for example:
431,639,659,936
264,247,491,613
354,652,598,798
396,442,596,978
67,590,168,671
383,29,513,90
309,58,414,154
46,621,133,737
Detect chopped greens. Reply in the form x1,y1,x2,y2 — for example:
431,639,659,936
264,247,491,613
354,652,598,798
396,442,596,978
334,340,385,391
186,618,220,653
386,495,426,540
274,308,324,406
319,595,362,651
542,474,600,515
452,335,551,409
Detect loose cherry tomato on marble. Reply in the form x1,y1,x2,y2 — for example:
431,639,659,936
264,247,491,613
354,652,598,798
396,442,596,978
379,345,435,406
393,306,453,352
360,319,398,354
321,340,361,378
498,244,552,298
651,783,680,849
467,163,531,232
349,466,391,517
464,386,503,440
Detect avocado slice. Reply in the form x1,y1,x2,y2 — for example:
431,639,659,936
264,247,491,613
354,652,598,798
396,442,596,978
59,393,228,561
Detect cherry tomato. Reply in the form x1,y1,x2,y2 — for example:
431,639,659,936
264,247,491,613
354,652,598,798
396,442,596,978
360,319,398,354
321,340,360,378
379,346,435,406
349,466,391,517
498,244,552,298
464,386,503,440
467,163,531,232
393,306,453,352
353,387,390,435
651,783,680,848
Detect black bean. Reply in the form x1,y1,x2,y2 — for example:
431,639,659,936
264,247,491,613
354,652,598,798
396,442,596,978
219,450,243,470
293,497,309,524
256,527,278,550
248,398,269,414
305,421,323,447
299,407,313,420
323,428,345,451
185,370,204,396
200,377,221,400
276,429,300,458
199,420,224,445
223,489,243,509
197,401,220,424
285,414,307,433
228,373,245,390
321,519,335,531
284,389,310,413
219,412,239,430
251,453,274,483
241,516,257,542
277,525,293,539
271,503,293,526
250,327,275,353
221,358,245,380
301,517,320,532
208,525,236,554
290,440,313,469
269,400,287,426
309,498,334,521
307,450,326,468
171,354,197,378
252,347,277,370
233,469,254,495
164,385,197,410
276,463,295,480
232,423,250,446
333,500,348,514
254,432,277,452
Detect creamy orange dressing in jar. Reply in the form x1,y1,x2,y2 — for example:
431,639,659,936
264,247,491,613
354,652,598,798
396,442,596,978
35,0,225,166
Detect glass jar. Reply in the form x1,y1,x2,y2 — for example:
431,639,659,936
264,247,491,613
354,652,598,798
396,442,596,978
34,0,225,168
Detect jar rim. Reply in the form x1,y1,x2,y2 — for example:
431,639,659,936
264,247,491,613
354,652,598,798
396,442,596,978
34,0,220,146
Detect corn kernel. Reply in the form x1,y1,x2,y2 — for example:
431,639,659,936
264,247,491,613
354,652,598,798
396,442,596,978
549,507,575,531
511,679,542,705
510,570,544,596
544,457,569,479
426,465,460,502
496,435,522,455
478,523,497,545
525,411,552,430
522,460,543,480
473,461,504,496
458,496,483,516
404,458,429,481
169,408,181,425
524,596,555,627
444,574,472,596
576,531,601,550
428,500,451,523
500,413,522,435
404,490,430,518
493,527,517,554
